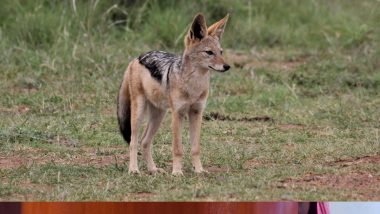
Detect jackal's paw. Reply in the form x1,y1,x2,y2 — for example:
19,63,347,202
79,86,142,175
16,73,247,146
171,170,184,176
194,168,209,174
148,167,166,175
128,168,140,174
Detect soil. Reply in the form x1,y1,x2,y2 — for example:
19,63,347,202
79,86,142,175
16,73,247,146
203,112,273,122
325,155,380,167
278,154,380,200
225,50,306,71
277,124,305,130
0,105,30,114
242,159,275,169
0,146,129,169
206,166,230,173
125,192,156,200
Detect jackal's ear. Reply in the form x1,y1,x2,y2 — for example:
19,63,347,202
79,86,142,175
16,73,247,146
207,14,229,40
185,13,207,47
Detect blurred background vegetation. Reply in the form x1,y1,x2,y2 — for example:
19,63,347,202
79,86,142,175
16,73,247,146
1,0,379,50
1,0,379,95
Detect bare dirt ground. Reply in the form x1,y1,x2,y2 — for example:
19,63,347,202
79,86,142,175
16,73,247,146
278,155,380,200
0,146,129,169
225,49,307,71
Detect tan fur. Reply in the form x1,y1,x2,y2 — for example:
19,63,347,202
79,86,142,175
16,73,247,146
118,13,230,175
207,14,229,39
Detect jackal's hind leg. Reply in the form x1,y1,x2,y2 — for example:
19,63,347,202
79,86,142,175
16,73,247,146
141,103,166,174
129,96,146,174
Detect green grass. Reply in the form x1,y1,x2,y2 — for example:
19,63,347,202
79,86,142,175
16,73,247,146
0,0,379,201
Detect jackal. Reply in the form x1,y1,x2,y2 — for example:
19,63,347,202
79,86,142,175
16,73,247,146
117,13,230,175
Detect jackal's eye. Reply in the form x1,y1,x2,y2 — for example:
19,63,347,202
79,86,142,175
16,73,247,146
205,50,214,55
220,50,223,55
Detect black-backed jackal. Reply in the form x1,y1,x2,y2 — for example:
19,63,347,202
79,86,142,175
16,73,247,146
117,13,230,175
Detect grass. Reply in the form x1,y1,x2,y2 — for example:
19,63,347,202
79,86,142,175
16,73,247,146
0,0,379,201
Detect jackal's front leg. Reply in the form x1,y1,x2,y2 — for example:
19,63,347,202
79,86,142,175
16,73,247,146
189,107,207,174
171,110,184,176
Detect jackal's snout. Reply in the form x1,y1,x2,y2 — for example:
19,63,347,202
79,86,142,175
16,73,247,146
223,64,230,71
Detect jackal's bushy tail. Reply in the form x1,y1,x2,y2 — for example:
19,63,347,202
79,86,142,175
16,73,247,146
117,67,131,144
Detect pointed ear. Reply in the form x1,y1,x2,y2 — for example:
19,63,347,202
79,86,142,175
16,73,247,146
185,13,207,47
207,14,229,40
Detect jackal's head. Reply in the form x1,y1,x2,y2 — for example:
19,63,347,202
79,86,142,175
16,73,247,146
184,13,230,72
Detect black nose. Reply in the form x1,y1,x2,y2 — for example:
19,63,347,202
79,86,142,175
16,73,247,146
223,64,230,71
